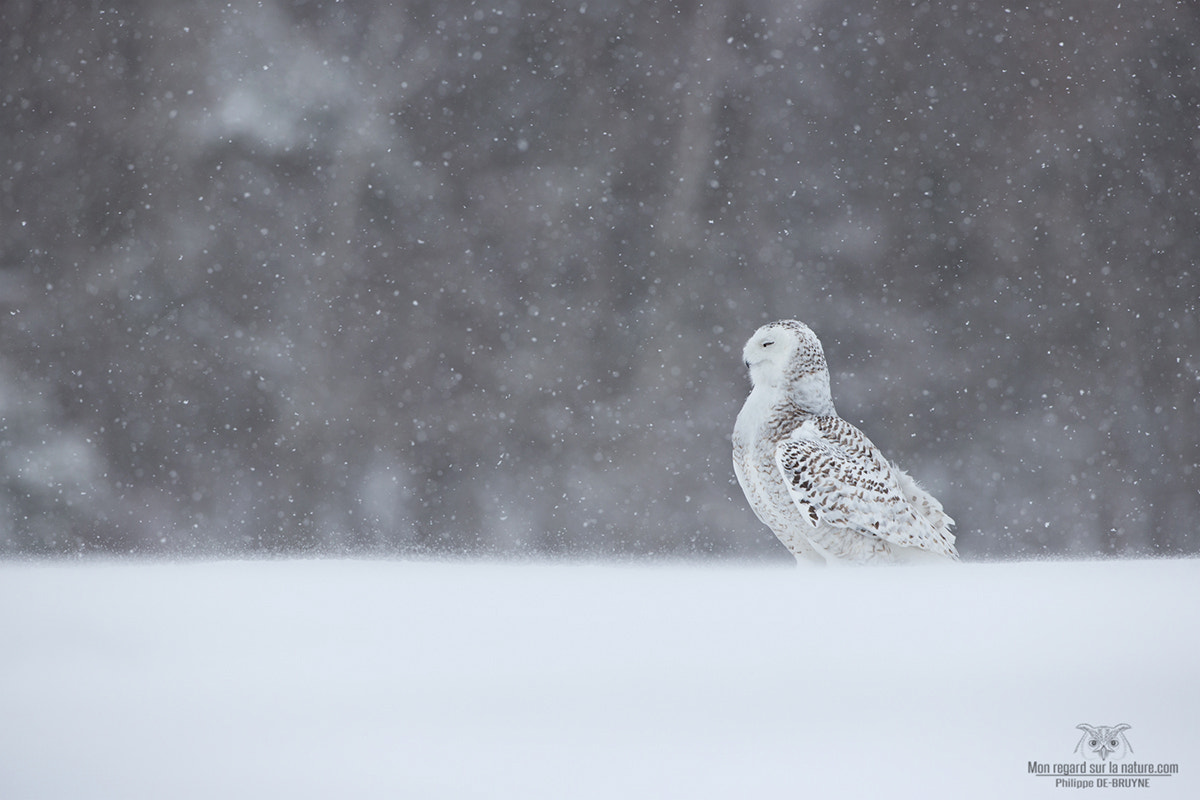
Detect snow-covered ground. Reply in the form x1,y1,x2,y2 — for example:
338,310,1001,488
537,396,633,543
1,558,1196,799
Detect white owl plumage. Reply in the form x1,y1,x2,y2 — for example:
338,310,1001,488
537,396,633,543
732,320,958,564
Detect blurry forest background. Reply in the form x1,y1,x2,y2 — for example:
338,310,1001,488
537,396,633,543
2,0,1197,559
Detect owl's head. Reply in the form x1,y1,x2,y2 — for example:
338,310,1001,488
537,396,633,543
743,320,824,381
742,320,835,414
1075,724,1132,762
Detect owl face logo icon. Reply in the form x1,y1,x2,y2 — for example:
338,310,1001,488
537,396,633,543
1075,723,1133,762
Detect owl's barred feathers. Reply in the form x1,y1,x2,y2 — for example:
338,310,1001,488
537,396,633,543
732,320,958,564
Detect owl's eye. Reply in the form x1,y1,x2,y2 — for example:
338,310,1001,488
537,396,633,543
1109,739,1120,747
1089,740,1098,747
761,340,775,348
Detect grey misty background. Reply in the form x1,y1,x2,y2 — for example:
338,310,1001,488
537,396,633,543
1,0,1197,560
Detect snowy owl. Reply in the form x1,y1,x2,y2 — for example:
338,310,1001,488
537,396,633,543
732,320,958,564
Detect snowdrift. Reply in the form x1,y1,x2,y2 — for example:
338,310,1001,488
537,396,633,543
2,558,1196,799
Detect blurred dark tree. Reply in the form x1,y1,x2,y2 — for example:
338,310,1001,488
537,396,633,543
1,0,1196,558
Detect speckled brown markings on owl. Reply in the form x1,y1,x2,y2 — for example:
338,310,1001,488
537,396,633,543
732,320,958,565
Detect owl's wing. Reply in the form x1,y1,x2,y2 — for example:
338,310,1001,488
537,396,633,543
775,417,958,558
892,466,956,535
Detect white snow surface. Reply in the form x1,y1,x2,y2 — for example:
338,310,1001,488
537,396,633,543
1,558,1197,799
